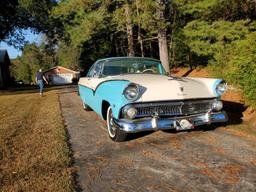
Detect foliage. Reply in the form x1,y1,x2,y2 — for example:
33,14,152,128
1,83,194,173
209,31,256,107
50,0,117,68
169,0,256,107
50,0,172,68
51,0,108,47
5,0,256,107
0,0,25,45
175,0,256,22
183,20,253,64
12,43,56,83
0,0,59,47
56,42,81,70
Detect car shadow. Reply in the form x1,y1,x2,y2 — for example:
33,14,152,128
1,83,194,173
181,69,194,77
126,131,155,141
223,100,246,125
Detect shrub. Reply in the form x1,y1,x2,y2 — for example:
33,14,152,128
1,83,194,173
209,32,256,107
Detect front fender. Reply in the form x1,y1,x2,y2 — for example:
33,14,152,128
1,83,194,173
95,80,132,119
186,77,225,97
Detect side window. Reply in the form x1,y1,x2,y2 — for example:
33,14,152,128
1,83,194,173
94,62,102,77
87,61,103,77
87,64,95,77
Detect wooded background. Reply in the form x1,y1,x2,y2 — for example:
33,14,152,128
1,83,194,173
1,0,256,107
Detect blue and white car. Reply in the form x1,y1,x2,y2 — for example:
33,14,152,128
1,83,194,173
78,57,228,142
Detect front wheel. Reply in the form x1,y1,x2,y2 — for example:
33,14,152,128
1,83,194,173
107,106,127,142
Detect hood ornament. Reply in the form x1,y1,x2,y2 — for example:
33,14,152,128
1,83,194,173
178,86,187,96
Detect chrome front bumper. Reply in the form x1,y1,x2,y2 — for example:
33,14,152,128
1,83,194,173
113,112,228,133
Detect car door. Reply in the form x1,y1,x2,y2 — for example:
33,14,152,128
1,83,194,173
82,61,104,112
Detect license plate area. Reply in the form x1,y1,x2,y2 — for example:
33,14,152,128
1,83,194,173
176,119,194,131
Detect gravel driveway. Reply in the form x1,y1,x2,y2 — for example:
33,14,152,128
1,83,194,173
59,87,256,192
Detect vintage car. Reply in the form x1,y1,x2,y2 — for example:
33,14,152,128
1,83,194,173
78,57,228,142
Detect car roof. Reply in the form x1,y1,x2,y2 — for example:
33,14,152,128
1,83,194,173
96,57,161,63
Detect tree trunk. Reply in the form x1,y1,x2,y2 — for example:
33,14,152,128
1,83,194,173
170,8,177,67
150,42,153,58
125,3,135,57
157,0,170,73
138,33,144,57
170,35,175,66
135,0,144,57
188,50,193,70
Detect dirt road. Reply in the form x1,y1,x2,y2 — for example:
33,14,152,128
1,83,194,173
59,87,256,192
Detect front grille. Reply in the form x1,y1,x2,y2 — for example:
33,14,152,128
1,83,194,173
132,99,214,118
181,100,213,115
135,102,182,117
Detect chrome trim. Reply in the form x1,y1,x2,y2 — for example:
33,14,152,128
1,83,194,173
133,101,184,107
122,105,137,119
127,99,215,118
135,102,183,117
113,111,228,133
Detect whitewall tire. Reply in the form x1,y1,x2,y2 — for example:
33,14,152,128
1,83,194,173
106,106,127,142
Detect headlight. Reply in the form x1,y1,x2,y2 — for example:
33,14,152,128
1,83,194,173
122,105,137,119
215,80,227,96
123,83,140,101
212,100,223,111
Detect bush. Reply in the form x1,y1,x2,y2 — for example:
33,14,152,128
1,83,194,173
209,32,256,107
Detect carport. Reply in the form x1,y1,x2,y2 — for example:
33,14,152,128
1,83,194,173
43,66,79,85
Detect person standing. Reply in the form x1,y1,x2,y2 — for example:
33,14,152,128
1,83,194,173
36,69,48,96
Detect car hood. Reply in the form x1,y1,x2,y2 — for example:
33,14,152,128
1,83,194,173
106,74,217,102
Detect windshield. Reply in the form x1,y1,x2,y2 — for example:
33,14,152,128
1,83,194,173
101,58,166,76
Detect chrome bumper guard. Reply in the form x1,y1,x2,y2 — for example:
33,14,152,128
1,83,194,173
113,111,228,133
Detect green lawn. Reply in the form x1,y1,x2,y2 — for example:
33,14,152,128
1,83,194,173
0,90,74,191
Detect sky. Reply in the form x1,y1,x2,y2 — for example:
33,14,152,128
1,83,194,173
0,29,42,59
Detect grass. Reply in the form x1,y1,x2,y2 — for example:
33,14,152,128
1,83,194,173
0,90,74,191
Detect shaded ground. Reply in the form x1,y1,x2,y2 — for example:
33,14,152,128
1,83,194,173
60,86,256,192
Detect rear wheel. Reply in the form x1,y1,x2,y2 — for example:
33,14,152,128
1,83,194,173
106,106,127,142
